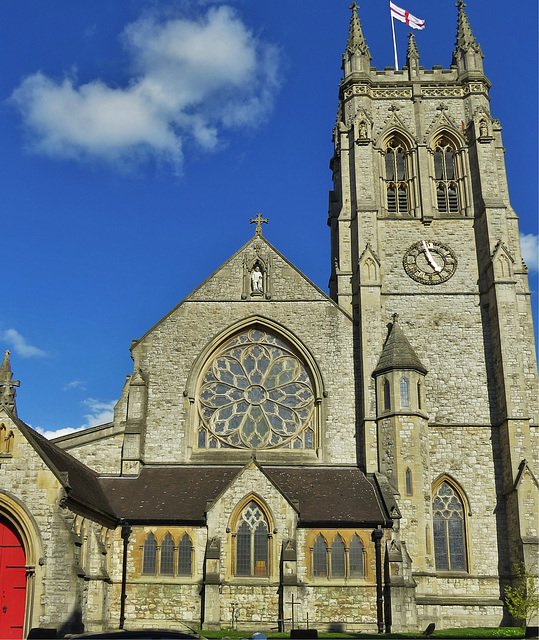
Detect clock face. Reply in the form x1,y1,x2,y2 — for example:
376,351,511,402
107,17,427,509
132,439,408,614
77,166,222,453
403,240,457,285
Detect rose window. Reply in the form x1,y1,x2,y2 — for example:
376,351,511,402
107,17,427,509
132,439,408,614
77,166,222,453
197,328,315,450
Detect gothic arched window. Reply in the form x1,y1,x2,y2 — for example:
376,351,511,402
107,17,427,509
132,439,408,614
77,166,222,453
197,327,316,451
434,138,460,214
385,138,411,215
312,535,328,577
235,502,269,576
348,535,365,577
178,534,193,575
330,536,346,577
433,481,467,571
142,533,157,575
160,534,175,575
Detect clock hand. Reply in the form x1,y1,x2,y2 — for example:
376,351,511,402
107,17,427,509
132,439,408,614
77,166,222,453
422,240,442,273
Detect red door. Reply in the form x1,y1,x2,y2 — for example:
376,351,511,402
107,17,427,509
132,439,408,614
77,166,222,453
0,518,26,639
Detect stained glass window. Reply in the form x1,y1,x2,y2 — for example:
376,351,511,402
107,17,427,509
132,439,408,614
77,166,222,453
433,481,467,571
235,502,268,576
198,328,315,450
160,534,175,575
142,533,157,575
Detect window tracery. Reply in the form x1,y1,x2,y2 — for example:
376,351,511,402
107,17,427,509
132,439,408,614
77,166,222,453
433,136,461,214
384,138,412,215
235,501,269,577
197,328,316,450
433,480,467,571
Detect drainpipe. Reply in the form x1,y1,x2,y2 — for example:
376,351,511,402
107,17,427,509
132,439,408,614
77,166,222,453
119,521,131,629
372,527,384,633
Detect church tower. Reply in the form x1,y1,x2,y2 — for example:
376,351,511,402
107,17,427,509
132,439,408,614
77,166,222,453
329,2,539,629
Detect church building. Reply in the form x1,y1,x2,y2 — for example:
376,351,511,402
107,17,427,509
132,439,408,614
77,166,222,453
0,3,537,636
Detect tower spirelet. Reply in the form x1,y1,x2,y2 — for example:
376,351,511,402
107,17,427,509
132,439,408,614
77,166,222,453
342,3,371,77
452,0,484,76
0,351,20,416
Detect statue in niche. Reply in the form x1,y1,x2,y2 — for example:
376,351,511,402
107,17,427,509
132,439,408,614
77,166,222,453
479,119,488,138
359,120,368,139
251,266,263,293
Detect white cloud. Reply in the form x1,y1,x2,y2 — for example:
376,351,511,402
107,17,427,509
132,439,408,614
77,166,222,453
38,426,86,440
520,233,539,272
10,5,280,173
63,380,87,391
82,398,116,428
1,329,47,358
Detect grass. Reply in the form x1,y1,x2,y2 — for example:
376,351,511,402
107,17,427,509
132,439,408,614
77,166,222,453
195,627,525,639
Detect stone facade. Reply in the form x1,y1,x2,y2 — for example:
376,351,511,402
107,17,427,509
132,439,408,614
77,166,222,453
0,4,537,638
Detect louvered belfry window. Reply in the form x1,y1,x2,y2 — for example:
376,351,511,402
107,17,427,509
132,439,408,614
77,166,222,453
385,139,409,214
434,139,460,214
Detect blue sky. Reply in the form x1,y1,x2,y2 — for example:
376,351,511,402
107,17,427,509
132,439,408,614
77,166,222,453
1,1,537,437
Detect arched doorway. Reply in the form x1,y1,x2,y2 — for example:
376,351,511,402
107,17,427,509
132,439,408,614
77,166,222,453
0,516,26,639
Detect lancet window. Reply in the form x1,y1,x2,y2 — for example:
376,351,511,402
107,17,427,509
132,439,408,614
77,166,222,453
311,533,365,579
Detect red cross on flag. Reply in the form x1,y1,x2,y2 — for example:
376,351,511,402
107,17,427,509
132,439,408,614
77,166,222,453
390,2,426,30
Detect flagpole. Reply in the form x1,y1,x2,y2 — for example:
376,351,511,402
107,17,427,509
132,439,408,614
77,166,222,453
391,13,399,69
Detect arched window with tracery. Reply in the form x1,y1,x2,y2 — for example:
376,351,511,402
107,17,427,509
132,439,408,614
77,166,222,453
235,501,269,576
312,535,328,577
433,136,461,214
384,137,412,215
142,533,157,575
197,327,317,451
433,481,467,571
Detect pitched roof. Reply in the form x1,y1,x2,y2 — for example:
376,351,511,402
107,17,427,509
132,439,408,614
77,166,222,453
99,465,390,527
264,467,390,526
100,467,243,523
7,410,116,524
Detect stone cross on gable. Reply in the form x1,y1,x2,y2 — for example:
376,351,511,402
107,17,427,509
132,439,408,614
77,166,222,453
250,213,268,237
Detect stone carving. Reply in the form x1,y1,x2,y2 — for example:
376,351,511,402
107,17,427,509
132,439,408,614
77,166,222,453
251,266,263,293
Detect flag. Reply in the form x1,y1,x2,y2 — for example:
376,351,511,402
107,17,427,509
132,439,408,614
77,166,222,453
390,2,425,30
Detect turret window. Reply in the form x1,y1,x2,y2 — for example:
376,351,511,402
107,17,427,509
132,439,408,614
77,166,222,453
400,376,410,407
383,378,391,412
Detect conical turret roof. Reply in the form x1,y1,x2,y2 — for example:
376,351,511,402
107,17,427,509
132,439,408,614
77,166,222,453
373,315,427,376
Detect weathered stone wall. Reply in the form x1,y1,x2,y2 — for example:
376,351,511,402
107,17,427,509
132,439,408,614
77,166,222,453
130,239,357,467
